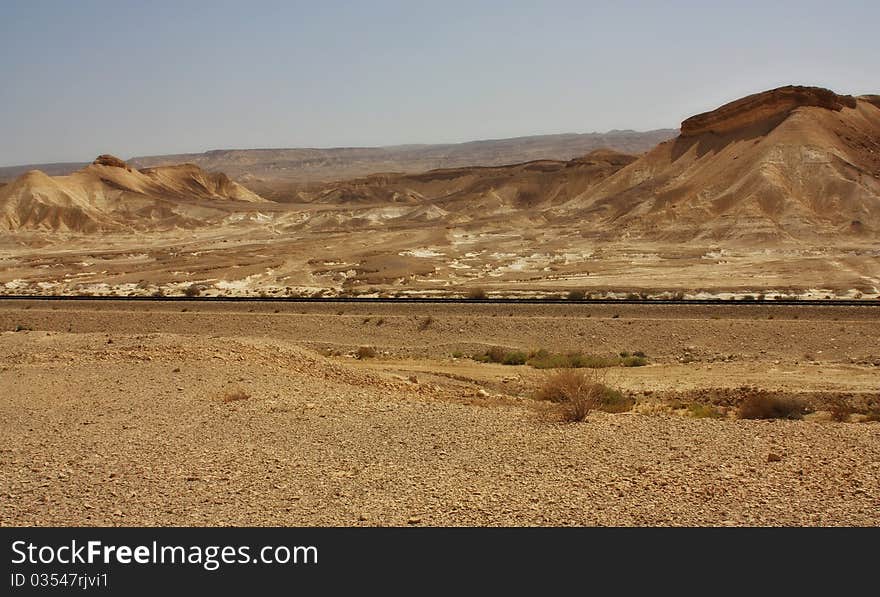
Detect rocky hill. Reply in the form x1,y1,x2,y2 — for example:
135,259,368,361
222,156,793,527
0,155,266,232
559,86,880,242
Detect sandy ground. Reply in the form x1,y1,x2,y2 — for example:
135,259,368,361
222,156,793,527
1,300,878,526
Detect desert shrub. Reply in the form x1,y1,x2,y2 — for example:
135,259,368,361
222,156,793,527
13,325,32,332
827,396,852,422
529,348,551,360
356,346,377,359
375,318,385,326
864,409,880,422
633,350,647,358
535,370,632,421
687,403,724,419
502,351,527,365
451,351,463,359
527,351,567,368
467,287,488,300
737,393,805,420
567,289,586,300
221,389,250,403
527,352,576,369
418,316,434,331
474,346,527,365
526,350,647,369
183,284,202,298
484,346,507,363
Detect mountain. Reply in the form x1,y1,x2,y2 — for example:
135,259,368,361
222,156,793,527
558,86,880,242
315,149,633,204
0,155,266,232
126,129,674,185
0,161,89,182
0,130,674,186
3,86,877,244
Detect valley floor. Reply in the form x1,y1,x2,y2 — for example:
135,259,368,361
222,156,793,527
0,300,878,526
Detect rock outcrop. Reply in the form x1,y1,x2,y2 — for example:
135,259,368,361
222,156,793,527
680,85,858,137
93,154,130,169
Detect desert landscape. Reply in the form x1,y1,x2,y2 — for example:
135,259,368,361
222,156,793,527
1,299,878,526
2,85,879,527
2,87,879,300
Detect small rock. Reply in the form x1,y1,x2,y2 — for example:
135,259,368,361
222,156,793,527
407,516,422,525
767,453,782,463
477,389,489,397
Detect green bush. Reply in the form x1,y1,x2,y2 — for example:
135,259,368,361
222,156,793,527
621,356,648,367
502,351,527,365
473,346,526,365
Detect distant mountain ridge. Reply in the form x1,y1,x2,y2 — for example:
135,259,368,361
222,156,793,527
0,129,676,184
129,130,675,183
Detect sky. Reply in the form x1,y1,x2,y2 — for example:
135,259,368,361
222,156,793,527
1,0,877,166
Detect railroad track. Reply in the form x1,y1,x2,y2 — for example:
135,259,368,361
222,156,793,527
0,295,878,306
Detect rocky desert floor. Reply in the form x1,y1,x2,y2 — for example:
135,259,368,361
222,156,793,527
2,228,878,300
1,299,878,526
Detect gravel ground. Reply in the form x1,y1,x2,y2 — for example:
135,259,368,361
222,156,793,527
1,328,878,527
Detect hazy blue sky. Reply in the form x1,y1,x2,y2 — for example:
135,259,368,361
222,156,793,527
1,0,876,166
